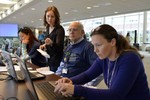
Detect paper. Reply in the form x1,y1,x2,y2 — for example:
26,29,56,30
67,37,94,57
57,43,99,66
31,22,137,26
0,66,7,72
37,49,50,58
36,67,54,75
13,65,32,71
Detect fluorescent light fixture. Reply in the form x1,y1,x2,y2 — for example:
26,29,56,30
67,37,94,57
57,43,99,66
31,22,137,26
0,0,17,4
7,9,11,14
14,4,19,10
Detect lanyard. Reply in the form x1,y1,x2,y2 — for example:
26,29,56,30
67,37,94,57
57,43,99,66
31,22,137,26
107,57,118,88
64,45,72,67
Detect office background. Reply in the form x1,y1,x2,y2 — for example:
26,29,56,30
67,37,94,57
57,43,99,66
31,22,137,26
0,0,150,87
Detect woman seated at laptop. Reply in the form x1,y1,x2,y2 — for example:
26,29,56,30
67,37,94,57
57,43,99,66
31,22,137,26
18,27,46,67
54,24,150,100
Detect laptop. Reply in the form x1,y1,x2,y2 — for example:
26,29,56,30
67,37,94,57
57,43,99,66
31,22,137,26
1,50,45,81
16,53,83,100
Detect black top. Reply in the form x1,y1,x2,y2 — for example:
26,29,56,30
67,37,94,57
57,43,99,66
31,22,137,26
45,25,65,72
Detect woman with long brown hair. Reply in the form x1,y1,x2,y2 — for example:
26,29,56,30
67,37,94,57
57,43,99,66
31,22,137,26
54,24,150,100
40,6,65,72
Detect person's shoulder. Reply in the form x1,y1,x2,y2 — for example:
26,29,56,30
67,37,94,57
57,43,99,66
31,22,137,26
120,51,141,60
33,40,40,46
83,40,93,47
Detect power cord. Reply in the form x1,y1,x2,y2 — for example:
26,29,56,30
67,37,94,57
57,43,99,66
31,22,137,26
6,97,18,100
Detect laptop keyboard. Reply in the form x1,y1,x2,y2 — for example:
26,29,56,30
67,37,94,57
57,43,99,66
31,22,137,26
35,82,81,100
16,71,42,80
35,81,62,99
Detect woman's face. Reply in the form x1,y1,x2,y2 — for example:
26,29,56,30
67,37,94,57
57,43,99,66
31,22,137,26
91,34,115,60
46,10,56,26
19,32,29,44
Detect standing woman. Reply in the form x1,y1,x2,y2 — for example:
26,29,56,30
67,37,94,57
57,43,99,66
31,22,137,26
18,27,46,67
40,6,65,72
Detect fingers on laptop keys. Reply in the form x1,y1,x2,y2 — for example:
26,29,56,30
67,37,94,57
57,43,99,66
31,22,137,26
54,82,73,97
55,77,72,85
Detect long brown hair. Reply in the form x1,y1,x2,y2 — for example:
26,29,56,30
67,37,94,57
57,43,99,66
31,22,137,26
43,6,60,28
90,24,141,58
18,27,39,53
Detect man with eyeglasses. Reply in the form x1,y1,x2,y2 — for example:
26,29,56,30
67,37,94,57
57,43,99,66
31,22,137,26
56,22,102,86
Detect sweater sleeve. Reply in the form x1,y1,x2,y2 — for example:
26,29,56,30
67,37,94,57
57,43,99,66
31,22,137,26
71,58,103,85
73,53,145,100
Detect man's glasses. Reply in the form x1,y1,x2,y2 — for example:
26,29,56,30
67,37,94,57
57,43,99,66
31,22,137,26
67,28,78,33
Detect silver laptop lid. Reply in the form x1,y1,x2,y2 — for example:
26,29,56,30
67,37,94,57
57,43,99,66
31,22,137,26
1,50,18,80
15,54,39,100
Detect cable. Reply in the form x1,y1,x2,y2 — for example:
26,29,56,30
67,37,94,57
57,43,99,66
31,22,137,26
6,97,18,100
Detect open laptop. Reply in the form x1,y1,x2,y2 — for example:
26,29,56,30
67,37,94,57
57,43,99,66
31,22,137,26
16,53,82,100
1,50,45,81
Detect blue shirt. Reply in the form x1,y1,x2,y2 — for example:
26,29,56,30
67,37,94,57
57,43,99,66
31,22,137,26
56,39,97,78
71,51,150,100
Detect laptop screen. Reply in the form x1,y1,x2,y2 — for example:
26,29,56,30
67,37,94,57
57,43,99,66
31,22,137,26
15,54,39,100
1,50,17,79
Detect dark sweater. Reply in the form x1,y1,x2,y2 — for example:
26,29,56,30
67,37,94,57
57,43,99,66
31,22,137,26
45,25,65,72
56,39,97,78
27,41,46,67
71,51,150,100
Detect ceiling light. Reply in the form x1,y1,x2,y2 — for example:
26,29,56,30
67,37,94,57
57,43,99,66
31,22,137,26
90,15,94,17
65,12,69,14
7,9,11,14
87,7,92,9
2,13,6,18
31,8,36,10
0,0,17,4
14,4,19,10
24,0,30,3
114,12,118,14
48,0,53,3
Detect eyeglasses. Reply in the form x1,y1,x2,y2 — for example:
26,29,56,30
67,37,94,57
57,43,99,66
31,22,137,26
67,28,78,33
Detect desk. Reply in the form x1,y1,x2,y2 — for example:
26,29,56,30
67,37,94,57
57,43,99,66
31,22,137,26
0,63,61,100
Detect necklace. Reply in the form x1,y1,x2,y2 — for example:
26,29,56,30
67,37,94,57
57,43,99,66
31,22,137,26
107,57,118,88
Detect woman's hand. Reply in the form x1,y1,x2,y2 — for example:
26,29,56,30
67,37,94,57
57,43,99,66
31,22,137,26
54,83,74,97
55,77,73,85
39,44,46,50
45,38,53,46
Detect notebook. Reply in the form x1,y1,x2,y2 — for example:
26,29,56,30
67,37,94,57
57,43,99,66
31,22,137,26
17,52,82,100
1,50,45,81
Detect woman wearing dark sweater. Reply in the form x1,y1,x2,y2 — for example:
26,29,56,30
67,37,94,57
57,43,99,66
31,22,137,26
54,24,150,100
40,6,65,72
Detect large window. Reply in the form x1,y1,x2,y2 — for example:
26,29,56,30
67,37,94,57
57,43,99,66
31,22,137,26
146,11,150,43
62,11,149,45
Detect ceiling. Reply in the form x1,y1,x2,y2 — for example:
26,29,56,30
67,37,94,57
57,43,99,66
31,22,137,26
1,0,150,28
